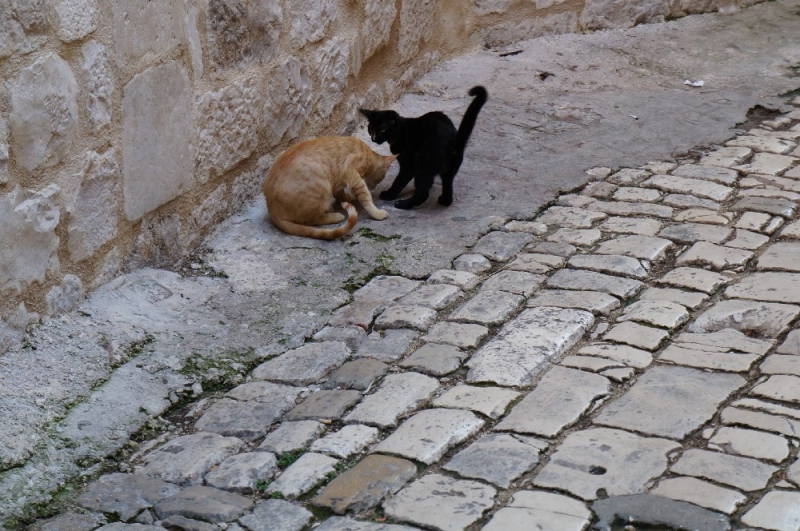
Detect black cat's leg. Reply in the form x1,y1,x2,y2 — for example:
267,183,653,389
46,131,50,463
395,171,433,209
379,165,413,201
438,153,463,206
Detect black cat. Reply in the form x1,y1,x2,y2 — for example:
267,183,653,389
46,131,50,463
359,85,487,210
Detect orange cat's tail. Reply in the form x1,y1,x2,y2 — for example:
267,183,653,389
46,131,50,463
271,202,357,240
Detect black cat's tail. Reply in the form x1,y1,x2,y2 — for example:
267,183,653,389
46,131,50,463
454,86,488,154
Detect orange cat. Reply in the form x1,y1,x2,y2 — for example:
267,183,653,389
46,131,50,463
263,136,397,240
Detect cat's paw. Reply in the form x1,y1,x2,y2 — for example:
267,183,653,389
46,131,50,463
372,209,389,220
379,190,399,201
437,195,453,206
394,199,415,210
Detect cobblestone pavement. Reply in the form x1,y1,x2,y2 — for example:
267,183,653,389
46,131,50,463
28,97,800,531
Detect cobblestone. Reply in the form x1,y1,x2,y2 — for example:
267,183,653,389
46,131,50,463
268,453,338,499
345,372,439,428
257,421,325,454
594,235,673,261
670,448,778,491
548,269,643,298
568,253,649,278
432,385,520,419
449,288,524,325
527,289,620,314
421,321,488,348
443,433,541,488
373,409,484,464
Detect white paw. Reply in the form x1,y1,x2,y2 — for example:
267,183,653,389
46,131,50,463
372,209,389,220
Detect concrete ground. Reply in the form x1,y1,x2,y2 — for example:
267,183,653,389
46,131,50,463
4,0,800,528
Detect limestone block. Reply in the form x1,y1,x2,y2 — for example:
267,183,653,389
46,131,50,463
0,117,8,184
399,0,435,63
289,0,335,49
196,77,261,180
355,0,396,70
483,12,578,48
0,303,38,355
264,57,312,147
0,185,60,295
580,0,667,30
80,40,113,133
126,213,182,269
7,53,78,171
51,0,97,42
474,0,514,15
185,1,204,81
111,0,186,67
313,37,350,120
45,274,84,315
122,61,193,221
190,185,227,239
0,0,47,59
67,149,120,262
206,0,282,70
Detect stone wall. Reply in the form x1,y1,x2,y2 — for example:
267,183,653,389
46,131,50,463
0,0,762,350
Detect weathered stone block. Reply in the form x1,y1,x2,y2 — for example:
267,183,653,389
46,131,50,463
354,0,397,72
580,0,667,30
189,185,227,242
0,185,60,295
122,61,193,221
313,36,350,120
80,40,113,133
206,0,282,70
196,77,261,180
8,53,78,171
264,57,312,147
45,274,84,315
289,0,335,48
111,0,186,67
67,149,120,262
0,117,7,184
398,0,436,63
51,0,97,42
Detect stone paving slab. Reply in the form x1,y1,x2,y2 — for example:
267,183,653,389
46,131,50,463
741,490,800,531
670,448,778,491
533,428,679,500
617,300,689,329
443,433,540,488
603,321,669,351
538,206,607,228
482,490,591,531
506,253,564,273
663,194,720,210
732,196,796,217
325,359,389,391
643,174,734,201
480,270,545,296
758,242,800,271
568,253,649,279
398,342,465,376
651,476,746,515
690,299,799,337
312,454,416,514
495,366,610,437
421,321,488,348
396,283,462,309
432,385,520,419
345,372,439,428
448,288,524,326
750,374,800,405
471,231,534,262
586,200,674,218
720,405,800,437
257,421,325,454
372,409,484,465
426,269,480,291
153,485,253,523
658,267,728,293
195,397,298,441
204,452,279,494
659,223,732,244
578,343,653,368
355,330,419,362
639,287,708,310
76,473,181,522
672,164,738,184
598,216,663,236
466,307,594,387
314,518,420,531
238,499,312,531
594,366,744,439
353,277,420,303
677,241,753,270
613,186,662,202
530,241,577,257
383,474,496,531
454,253,491,274
548,227,603,246
708,426,789,463
726,228,770,250
136,433,244,487
594,235,673,261
268,452,338,500
547,269,643,298
374,305,437,331
727,272,800,303
527,289,620,315
252,342,350,386
590,494,731,531
761,354,800,376
309,425,380,459
286,390,362,422
699,146,752,167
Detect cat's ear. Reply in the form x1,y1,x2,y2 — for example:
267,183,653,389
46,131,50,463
383,154,398,165
359,108,373,118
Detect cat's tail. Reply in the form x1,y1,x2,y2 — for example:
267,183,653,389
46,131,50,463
454,86,488,154
271,202,358,240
